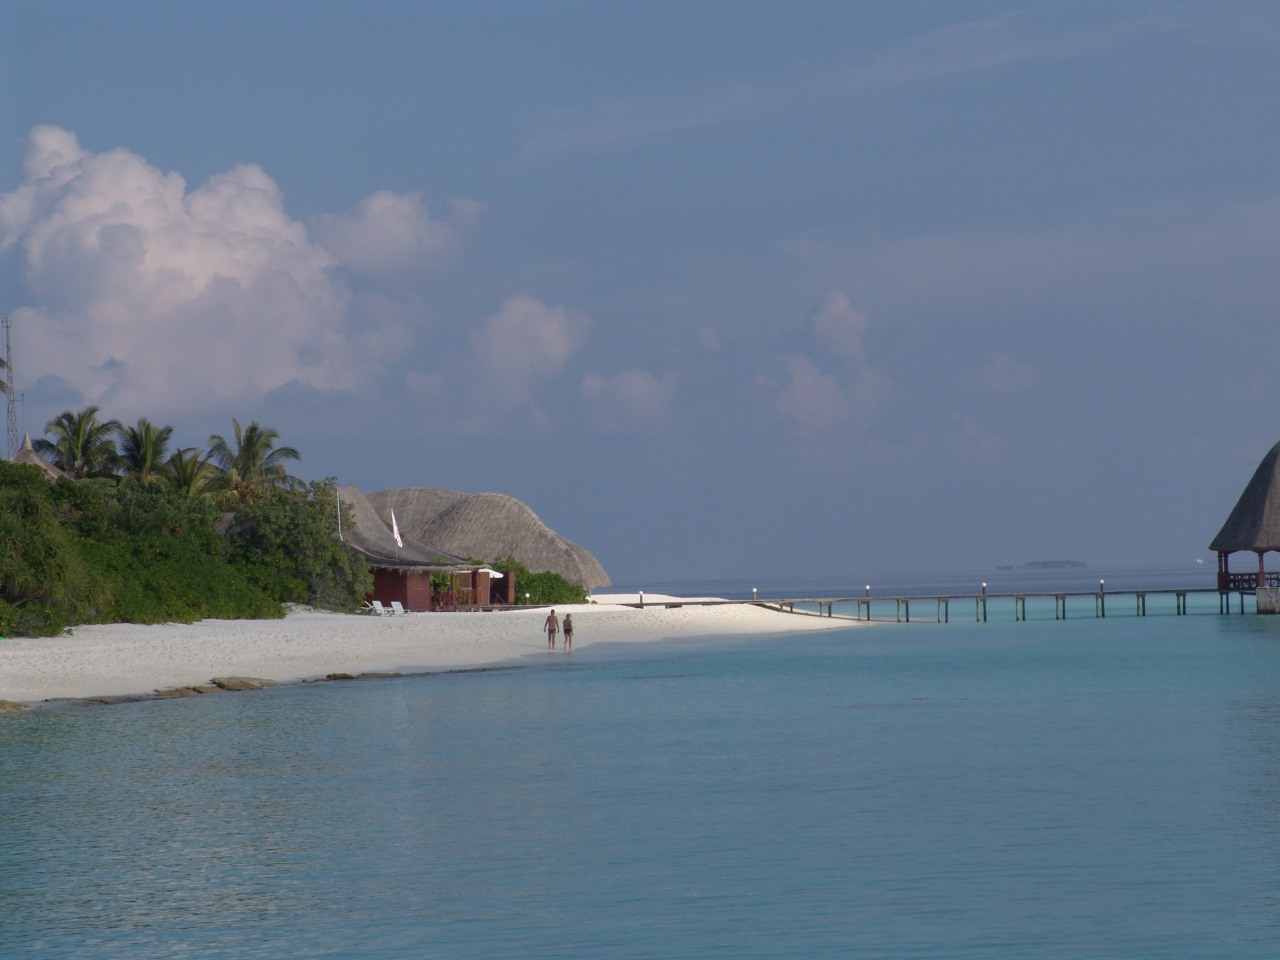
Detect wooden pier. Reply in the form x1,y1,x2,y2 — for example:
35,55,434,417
629,587,1253,622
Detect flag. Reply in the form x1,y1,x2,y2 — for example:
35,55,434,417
392,509,403,549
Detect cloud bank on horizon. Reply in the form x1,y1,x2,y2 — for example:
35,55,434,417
0,124,878,441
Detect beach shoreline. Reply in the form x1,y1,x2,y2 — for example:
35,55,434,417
0,595,855,707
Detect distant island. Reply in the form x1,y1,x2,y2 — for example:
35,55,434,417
996,560,1087,571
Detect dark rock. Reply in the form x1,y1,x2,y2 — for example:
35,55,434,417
153,686,220,698
210,676,277,691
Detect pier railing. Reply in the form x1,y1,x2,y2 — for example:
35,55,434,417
1219,572,1280,591
625,587,1248,622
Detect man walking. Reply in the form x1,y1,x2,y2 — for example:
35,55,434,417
543,609,559,650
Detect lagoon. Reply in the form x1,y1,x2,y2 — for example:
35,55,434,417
3,587,1279,958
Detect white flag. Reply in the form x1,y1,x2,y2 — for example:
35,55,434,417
391,509,403,548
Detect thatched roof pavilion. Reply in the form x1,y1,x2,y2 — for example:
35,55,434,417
338,485,469,571
1210,440,1280,591
338,485,513,612
367,487,611,589
8,433,66,482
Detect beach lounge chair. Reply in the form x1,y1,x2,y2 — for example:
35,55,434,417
390,601,408,616
368,600,390,616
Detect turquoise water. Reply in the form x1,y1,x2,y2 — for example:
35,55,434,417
4,610,1280,957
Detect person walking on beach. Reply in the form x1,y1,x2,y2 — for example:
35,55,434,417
543,609,559,650
562,613,574,653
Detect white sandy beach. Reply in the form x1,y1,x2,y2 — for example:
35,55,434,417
0,595,854,705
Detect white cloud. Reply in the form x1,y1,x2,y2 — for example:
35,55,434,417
0,125,476,421
774,355,852,430
811,291,871,362
951,412,1006,463
582,369,677,432
967,351,1040,393
470,294,591,404
311,190,479,275
522,13,1175,159
768,292,890,431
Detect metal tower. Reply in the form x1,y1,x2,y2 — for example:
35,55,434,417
3,315,16,458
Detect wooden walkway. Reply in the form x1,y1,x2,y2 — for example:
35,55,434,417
628,587,1251,622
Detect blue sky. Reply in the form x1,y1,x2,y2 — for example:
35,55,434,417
3,1,1279,584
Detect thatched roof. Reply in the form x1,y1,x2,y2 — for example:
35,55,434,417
338,485,471,573
367,487,611,589
9,433,66,482
1210,440,1280,553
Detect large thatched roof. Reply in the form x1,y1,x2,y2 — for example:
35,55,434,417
367,487,611,589
338,485,470,572
1210,440,1280,553
8,433,66,482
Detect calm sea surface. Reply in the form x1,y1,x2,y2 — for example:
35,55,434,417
3,565,1280,958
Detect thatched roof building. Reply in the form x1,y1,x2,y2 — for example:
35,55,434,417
8,433,66,482
338,485,469,572
1210,440,1280,590
367,487,611,589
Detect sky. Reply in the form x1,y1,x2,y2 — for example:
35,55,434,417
2,0,1280,586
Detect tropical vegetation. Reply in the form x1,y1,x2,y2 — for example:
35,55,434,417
0,410,370,636
1,407,588,635
490,556,589,606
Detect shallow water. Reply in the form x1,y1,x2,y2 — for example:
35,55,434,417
3,610,1280,958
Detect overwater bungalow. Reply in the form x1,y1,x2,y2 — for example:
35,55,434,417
1210,440,1280,592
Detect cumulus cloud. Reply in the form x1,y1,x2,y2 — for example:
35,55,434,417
470,294,591,404
951,412,1006,463
0,125,475,420
767,291,890,431
311,191,480,275
811,291,871,362
966,351,1040,393
582,369,677,432
774,355,852,430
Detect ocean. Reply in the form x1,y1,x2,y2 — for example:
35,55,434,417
3,564,1279,958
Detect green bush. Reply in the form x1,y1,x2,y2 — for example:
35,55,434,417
0,461,287,633
222,481,371,610
490,556,588,605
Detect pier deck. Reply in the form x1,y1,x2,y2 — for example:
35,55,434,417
626,587,1251,622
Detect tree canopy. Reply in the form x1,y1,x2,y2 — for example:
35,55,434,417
118,417,174,485
0,410,368,635
34,406,122,479
208,418,302,503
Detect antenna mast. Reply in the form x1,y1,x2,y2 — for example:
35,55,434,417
3,315,15,458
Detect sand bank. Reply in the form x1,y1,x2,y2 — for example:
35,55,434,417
0,595,854,705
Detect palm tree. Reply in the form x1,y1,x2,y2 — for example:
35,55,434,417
207,418,301,503
164,447,220,499
117,418,174,485
34,406,122,478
